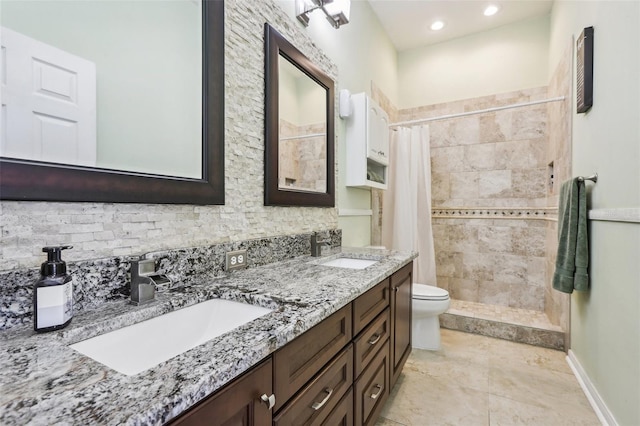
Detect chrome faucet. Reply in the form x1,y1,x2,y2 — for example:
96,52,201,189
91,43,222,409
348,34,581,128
130,257,156,305
310,232,330,257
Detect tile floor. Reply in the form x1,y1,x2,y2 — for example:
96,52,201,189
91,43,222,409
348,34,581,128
377,329,601,425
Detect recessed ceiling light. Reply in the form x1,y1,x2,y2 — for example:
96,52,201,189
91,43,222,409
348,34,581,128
430,20,445,31
484,4,500,16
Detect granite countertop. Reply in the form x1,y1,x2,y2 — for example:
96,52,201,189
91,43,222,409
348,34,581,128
0,247,416,425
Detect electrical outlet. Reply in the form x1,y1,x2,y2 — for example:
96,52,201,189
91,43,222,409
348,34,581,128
226,249,248,271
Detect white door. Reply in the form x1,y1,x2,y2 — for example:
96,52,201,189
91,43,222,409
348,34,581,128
1,26,97,166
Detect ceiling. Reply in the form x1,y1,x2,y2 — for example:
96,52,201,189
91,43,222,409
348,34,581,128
367,0,553,51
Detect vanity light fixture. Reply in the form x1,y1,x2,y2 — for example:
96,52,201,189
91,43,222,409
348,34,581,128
483,4,500,16
296,0,351,29
430,20,445,31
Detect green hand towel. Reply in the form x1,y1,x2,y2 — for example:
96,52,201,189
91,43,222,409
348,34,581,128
553,178,589,293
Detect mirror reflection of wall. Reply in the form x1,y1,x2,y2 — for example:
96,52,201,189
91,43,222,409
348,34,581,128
0,0,202,178
278,54,327,193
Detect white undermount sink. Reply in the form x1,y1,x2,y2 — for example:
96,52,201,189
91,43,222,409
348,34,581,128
319,257,378,269
69,299,272,376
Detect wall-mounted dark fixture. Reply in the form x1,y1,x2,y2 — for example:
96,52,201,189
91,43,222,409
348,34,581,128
577,26,594,113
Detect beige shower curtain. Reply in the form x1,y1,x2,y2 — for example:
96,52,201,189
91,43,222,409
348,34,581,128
381,125,437,286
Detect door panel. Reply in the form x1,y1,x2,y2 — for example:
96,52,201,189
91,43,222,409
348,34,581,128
390,262,413,388
1,26,96,166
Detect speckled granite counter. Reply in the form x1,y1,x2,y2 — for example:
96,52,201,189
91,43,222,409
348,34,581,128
0,247,416,425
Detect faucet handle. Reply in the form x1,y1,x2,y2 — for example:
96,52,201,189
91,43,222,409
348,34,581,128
129,257,156,276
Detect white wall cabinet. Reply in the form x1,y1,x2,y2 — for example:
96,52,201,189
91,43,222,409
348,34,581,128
345,93,389,189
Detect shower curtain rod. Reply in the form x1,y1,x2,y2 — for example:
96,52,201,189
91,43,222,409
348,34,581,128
279,132,326,141
389,96,565,128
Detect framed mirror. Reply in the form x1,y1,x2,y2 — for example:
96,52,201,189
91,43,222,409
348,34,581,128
0,0,224,205
264,24,335,207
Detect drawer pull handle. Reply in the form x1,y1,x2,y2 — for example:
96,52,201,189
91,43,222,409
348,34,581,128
368,334,382,345
260,394,276,410
311,387,334,410
370,384,383,400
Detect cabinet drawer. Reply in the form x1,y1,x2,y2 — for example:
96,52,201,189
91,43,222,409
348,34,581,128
274,345,353,426
353,308,390,379
323,387,354,426
354,341,389,426
274,304,352,410
353,278,390,335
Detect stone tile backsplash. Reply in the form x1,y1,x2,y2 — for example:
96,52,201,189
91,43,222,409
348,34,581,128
0,229,341,331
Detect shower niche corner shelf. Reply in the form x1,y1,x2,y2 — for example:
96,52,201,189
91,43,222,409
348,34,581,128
345,93,389,190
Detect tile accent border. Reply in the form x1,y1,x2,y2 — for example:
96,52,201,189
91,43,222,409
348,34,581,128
588,208,640,223
567,350,618,426
432,207,558,220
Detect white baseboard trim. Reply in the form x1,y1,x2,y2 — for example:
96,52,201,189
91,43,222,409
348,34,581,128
566,350,617,426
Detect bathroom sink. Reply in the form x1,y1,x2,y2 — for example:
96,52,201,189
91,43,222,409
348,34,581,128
69,299,272,376
319,257,378,269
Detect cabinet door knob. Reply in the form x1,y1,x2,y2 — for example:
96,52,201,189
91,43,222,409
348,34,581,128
311,387,334,410
260,393,276,410
367,333,382,345
370,384,383,400
393,286,399,292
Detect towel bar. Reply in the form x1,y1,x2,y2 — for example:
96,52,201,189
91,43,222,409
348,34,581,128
578,173,598,183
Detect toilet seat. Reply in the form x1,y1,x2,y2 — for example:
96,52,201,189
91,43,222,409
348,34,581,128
413,283,449,301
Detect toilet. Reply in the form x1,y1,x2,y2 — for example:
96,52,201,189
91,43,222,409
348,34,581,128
412,283,450,350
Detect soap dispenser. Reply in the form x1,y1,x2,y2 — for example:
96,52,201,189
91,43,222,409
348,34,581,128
33,245,74,332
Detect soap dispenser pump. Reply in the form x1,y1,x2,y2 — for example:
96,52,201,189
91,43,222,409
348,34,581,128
33,245,73,332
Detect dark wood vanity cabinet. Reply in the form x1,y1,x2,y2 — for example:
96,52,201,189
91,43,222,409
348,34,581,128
352,278,389,335
169,358,273,426
273,305,353,412
273,345,353,425
354,340,390,426
390,262,412,389
168,262,413,426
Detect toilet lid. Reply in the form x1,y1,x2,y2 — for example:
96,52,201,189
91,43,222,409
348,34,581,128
413,283,449,300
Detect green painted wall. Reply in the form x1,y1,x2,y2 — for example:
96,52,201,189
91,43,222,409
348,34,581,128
398,15,550,108
549,2,640,424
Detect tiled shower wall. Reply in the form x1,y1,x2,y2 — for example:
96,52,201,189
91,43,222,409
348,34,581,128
545,42,573,332
375,87,554,312
371,65,571,327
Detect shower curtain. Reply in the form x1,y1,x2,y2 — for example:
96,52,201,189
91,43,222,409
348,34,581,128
381,125,437,286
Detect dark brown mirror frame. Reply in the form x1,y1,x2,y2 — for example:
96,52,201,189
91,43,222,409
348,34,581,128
264,23,335,207
0,0,224,205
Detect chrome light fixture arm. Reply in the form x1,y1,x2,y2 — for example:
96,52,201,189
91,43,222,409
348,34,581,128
296,0,351,29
